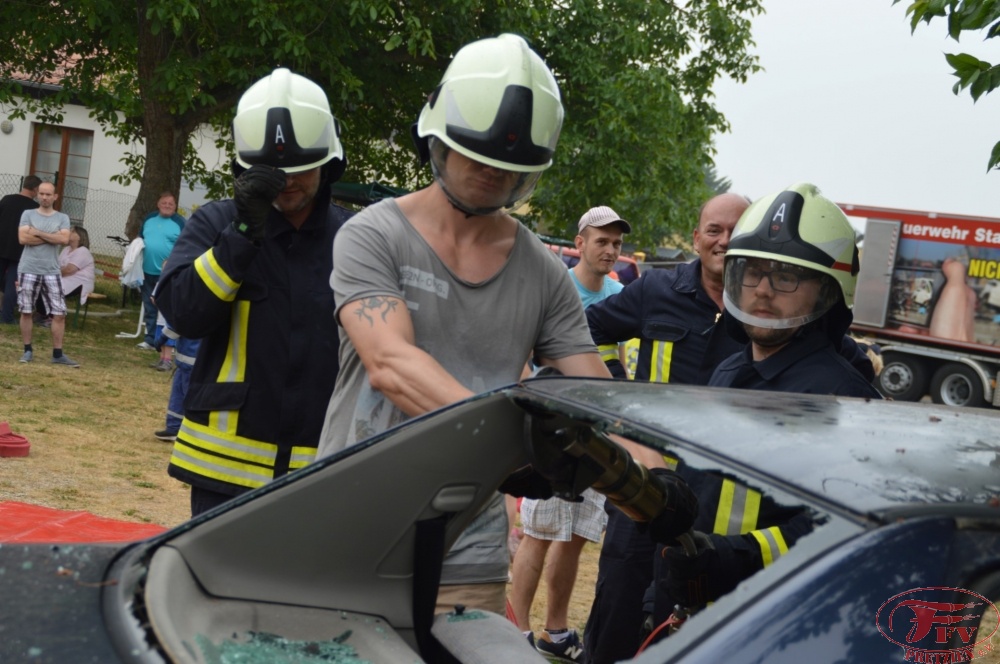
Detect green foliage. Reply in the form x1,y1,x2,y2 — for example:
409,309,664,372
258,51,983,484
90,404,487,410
895,0,1000,170
704,163,733,195
0,0,762,243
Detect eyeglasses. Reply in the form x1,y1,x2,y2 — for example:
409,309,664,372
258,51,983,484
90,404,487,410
741,264,817,293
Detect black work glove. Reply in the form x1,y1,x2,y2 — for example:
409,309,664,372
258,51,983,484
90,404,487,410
660,531,718,610
645,467,699,544
232,164,286,242
522,414,602,500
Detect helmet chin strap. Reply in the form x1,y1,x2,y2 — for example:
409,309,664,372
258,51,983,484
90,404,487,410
438,180,503,218
450,199,478,219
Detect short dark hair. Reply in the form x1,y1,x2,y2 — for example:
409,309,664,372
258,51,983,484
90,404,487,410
22,175,42,191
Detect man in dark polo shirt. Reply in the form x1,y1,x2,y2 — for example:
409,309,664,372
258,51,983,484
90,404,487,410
0,175,40,324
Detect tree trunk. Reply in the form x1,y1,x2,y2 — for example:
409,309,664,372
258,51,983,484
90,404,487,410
126,1,190,239
124,118,188,239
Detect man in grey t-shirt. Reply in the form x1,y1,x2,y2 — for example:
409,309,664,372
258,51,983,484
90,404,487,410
17,181,78,367
316,35,612,621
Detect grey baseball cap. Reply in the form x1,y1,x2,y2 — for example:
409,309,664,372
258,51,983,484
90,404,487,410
577,205,632,234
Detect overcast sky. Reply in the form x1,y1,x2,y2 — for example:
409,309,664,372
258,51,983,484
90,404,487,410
712,0,1000,219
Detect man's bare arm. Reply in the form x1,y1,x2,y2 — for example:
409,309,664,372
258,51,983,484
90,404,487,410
35,228,70,246
19,225,69,246
18,226,44,246
340,295,475,417
539,351,612,380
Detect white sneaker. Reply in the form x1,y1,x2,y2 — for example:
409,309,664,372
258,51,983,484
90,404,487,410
136,341,155,351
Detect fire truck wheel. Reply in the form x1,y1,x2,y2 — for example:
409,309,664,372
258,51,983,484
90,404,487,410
930,363,986,408
877,353,927,402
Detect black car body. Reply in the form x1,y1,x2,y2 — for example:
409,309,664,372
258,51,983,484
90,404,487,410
2,377,999,663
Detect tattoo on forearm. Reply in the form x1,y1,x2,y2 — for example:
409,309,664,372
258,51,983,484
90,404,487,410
354,296,399,326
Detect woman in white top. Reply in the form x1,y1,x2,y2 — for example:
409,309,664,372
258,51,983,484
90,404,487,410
59,226,95,302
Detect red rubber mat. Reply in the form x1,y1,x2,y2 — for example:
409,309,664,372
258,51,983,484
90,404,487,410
0,501,167,543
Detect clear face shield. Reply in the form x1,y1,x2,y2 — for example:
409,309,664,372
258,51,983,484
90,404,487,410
429,137,542,216
723,256,841,329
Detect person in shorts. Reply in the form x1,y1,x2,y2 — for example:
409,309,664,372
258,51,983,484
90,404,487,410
17,181,79,367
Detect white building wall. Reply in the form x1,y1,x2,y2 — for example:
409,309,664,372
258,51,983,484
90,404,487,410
0,100,226,254
0,101,227,209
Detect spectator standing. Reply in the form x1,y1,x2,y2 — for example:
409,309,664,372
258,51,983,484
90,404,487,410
582,192,749,664
59,226,95,302
509,205,632,661
155,68,353,517
16,181,79,367
136,192,185,350
0,175,41,324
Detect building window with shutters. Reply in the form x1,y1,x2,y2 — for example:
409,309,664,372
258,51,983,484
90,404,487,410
29,124,94,225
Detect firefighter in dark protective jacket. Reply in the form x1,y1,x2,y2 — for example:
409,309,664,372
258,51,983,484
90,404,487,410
639,183,883,648
709,182,883,398
156,68,353,517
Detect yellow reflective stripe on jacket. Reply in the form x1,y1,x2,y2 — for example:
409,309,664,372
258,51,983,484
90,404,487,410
749,526,789,567
598,343,619,363
206,301,251,435
219,301,250,383
179,418,278,466
713,479,762,536
649,340,673,383
624,338,640,380
289,446,318,470
661,455,679,471
194,248,241,302
170,437,273,490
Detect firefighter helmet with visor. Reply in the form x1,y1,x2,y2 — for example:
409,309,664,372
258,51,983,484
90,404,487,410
414,34,563,216
233,68,345,179
723,182,860,330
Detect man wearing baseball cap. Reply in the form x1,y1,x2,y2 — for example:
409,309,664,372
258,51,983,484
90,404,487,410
508,204,631,662
570,205,633,373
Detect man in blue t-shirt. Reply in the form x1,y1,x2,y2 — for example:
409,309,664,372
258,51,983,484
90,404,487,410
137,191,184,349
568,206,631,372
509,205,632,662
568,205,630,306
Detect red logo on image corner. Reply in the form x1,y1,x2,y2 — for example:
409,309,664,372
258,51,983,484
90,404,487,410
876,586,1000,662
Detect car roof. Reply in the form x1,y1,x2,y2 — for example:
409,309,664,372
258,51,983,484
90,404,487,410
514,377,1000,517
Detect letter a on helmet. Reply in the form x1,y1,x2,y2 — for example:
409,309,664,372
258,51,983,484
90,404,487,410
723,182,861,329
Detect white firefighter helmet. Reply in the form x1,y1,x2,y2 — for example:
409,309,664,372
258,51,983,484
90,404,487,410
414,34,563,215
723,182,860,330
233,68,345,177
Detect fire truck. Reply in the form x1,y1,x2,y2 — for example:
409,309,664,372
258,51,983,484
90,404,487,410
840,203,1000,408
